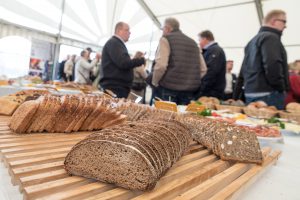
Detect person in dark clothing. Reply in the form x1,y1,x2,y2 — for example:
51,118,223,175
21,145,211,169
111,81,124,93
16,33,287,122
100,22,145,98
57,55,69,81
223,60,237,100
238,9,289,110
196,30,226,99
151,17,207,105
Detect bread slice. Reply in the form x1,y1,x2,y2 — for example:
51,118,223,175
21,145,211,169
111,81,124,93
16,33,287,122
9,100,40,133
83,130,160,178
26,96,48,133
64,139,158,191
217,123,263,164
73,97,95,132
54,96,80,132
65,97,86,133
43,96,62,132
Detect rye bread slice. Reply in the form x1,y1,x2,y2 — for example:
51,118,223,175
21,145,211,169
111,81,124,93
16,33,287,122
64,97,86,133
139,121,180,164
100,114,126,129
43,96,62,132
25,96,48,133
64,139,158,191
46,95,70,133
79,98,100,131
217,122,263,164
9,100,40,133
83,99,104,131
97,124,164,175
73,97,95,132
84,130,160,177
127,122,172,171
118,125,166,175
53,96,79,132
35,95,55,132
59,96,80,132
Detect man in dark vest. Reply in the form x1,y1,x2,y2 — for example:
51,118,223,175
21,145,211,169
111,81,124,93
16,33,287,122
152,17,207,105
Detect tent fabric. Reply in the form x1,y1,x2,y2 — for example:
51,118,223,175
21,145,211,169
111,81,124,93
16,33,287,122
0,0,299,73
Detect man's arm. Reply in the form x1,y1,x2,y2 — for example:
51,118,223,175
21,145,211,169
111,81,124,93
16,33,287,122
199,52,207,78
152,37,170,87
107,40,145,70
261,36,285,91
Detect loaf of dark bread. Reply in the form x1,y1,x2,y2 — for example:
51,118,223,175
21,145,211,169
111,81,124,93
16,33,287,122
179,115,263,164
9,94,126,133
64,120,191,190
64,139,158,190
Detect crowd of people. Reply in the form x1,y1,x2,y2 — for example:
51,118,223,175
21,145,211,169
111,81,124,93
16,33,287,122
54,9,300,110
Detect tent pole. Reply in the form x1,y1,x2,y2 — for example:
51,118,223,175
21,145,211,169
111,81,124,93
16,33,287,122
254,0,264,26
52,0,66,80
136,0,161,28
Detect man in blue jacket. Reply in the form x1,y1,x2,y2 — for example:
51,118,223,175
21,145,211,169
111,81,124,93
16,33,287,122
197,30,226,99
238,9,289,110
100,22,145,98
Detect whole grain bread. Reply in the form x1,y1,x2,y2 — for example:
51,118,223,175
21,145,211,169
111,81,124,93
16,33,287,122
64,140,157,191
9,100,40,133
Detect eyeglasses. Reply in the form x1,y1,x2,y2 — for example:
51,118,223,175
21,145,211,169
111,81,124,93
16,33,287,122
275,19,287,24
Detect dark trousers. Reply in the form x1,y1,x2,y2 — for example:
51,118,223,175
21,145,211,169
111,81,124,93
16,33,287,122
223,93,233,100
155,86,194,105
104,87,130,98
245,91,285,110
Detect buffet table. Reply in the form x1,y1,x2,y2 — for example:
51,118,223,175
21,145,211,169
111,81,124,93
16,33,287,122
0,115,299,200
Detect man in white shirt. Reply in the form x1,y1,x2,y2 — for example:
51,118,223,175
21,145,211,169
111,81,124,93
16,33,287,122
223,60,237,100
75,50,100,84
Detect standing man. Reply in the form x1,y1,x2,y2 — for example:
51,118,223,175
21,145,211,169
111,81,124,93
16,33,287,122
152,17,207,105
240,9,289,110
223,60,237,100
100,22,145,98
64,54,76,82
74,50,100,84
197,30,226,99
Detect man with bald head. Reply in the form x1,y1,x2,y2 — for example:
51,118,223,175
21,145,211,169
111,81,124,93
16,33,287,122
100,22,145,98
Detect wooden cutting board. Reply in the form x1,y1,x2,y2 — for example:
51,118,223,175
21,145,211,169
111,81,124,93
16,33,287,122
0,115,281,200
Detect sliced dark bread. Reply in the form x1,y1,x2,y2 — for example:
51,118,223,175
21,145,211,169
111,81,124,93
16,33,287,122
9,100,40,133
43,96,62,132
53,96,79,132
84,130,160,177
65,97,86,132
25,96,48,133
64,139,158,191
73,97,95,132
83,129,161,176
49,95,70,133
217,122,263,164
35,95,55,132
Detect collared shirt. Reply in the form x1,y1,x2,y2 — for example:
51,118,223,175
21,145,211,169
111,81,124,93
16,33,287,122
225,72,233,93
203,41,216,50
152,37,207,87
114,35,126,45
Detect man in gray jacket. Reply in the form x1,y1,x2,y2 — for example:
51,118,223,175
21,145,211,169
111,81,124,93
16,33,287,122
152,17,207,105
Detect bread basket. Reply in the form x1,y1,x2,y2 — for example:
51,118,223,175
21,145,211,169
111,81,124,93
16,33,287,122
215,104,243,113
243,107,278,119
279,111,300,123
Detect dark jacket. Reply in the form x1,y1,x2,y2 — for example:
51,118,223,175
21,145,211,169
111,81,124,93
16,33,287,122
241,26,289,94
199,42,226,99
100,36,145,89
159,30,202,92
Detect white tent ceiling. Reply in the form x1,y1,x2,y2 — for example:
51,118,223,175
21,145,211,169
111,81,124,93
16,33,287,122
0,0,299,74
